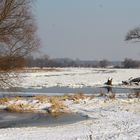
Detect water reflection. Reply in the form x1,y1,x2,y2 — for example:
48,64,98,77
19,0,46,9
0,111,88,128
105,86,113,93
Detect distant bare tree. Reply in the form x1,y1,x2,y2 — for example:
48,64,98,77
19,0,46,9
126,27,140,42
122,58,140,68
0,0,39,88
99,59,110,68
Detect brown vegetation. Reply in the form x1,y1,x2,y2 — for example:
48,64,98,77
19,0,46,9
63,93,88,102
0,0,39,88
18,67,61,73
0,97,10,104
0,56,25,71
33,95,49,102
0,94,90,113
6,104,32,112
48,97,67,114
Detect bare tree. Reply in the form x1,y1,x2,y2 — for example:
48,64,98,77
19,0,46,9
125,27,140,42
0,0,39,88
122,58,140,68
99,59,110,68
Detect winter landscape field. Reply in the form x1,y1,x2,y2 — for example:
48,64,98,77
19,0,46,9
0,68,140,140
3,67,140,89
1,0,140,140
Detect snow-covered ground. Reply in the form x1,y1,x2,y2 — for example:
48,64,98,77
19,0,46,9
0,68,140,140
18,68,140,89
0,95,139,140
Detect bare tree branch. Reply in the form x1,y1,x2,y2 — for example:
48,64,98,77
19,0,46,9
0,0,39,88
125,27,140,41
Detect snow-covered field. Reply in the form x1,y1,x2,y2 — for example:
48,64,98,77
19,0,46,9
0,68,140,140
18,68,140,88
0,96,139,140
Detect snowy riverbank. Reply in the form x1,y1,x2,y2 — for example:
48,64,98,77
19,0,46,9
0,68,140,140
0,94,139,140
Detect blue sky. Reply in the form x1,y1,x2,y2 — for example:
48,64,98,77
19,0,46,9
35,0,140,60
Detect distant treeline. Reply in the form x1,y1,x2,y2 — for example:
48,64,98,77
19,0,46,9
25,56,140,68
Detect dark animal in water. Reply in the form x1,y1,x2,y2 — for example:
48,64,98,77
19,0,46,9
105,78,113,86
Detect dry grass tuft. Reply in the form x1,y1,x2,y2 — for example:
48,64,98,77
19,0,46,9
0,96,24,104
6,104,32,112
0,97,10,104
33,95,48,102
48,97,67,114
64,93,88,102
0,93,90,114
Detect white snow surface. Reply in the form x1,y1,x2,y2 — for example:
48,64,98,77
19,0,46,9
0,97,139,140
18,68,140,88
